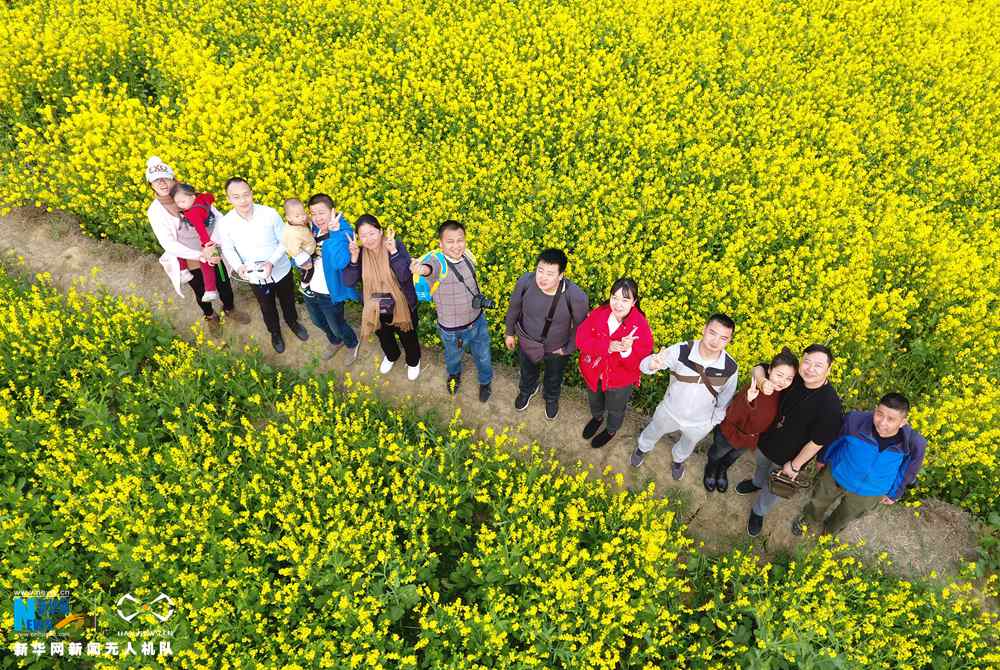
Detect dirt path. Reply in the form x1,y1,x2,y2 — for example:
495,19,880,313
0,206,981,581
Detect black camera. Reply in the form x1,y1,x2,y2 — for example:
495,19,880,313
472,294,495,310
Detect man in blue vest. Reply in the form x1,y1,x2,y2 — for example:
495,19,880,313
792,392,927,536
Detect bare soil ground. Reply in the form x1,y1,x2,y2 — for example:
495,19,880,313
1,206,981,583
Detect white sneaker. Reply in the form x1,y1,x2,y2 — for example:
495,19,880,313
379,356,395,374
407,362,421,381
202,290,220,302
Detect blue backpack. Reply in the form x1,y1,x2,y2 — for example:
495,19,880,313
414,251,448,302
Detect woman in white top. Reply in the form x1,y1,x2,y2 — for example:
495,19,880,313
144,156,248,330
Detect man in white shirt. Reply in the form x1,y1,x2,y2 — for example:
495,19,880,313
630,313,739,481
216,177,309,353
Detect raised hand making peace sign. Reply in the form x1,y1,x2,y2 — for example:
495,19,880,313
383,228,397,255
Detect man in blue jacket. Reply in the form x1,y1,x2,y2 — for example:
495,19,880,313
305,193,361,363
792,393,927,536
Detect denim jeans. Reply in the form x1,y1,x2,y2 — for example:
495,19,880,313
304,293,358,348
438,312,493,385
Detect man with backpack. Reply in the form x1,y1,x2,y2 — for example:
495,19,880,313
503,249,589,420
631,314,739,481
410,220,494,402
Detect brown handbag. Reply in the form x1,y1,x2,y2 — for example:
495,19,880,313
767,462,815,499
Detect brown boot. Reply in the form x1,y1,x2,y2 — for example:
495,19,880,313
223,308,251,325
204,314,222,336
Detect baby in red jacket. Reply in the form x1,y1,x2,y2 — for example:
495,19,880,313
171,183,222,302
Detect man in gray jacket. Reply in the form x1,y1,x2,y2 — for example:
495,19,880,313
504,249,589,420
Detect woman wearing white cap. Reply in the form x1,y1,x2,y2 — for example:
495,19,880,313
144,156,249,331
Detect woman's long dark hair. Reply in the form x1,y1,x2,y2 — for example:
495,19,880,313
602,277,643,314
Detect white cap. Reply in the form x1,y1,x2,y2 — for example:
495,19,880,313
145,156,175,183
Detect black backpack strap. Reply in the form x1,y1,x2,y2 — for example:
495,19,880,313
719,353,738,379
677,340,721,400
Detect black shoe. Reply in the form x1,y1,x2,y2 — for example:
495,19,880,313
289,321,309,341
629,448,647,468
514,384,540,411
703,461,718,492
716,464,731,493
735,480,761,495
479,383,491,403
582,417,603,440
590,430,615,449
748,511,764,537
447,374,461,395
271,332,286,353
671,461,686,481
544,399,558,421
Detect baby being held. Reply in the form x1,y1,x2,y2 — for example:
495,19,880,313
172,183,222,302
282,198,318,296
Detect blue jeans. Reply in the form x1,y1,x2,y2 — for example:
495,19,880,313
438,312,493,385
304,293,358,349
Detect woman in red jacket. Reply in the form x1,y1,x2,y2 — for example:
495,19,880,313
703,348,798,492
576,278,654,448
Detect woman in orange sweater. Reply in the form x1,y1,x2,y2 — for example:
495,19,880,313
704,348,798,492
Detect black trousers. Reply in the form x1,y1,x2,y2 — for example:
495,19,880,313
376,306,421,366
250,271,299,335
187,264,234,317
518,348,570,401
707,426,742,464
587,383,634,434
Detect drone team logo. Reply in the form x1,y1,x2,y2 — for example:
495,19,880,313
115,593,175,624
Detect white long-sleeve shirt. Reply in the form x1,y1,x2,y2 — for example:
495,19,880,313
640,339,738,427
216,204,291,284
608,314,634,358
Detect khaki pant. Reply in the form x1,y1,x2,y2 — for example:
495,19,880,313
800,467,883,535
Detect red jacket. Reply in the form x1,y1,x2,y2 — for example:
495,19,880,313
719,385,782,450
575,304,654,392
180,193,216,245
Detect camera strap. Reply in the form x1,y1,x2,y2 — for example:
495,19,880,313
444,255,480,300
